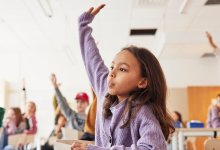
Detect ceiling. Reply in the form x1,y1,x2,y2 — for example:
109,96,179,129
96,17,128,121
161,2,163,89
1,0,220,59
0,0,220,88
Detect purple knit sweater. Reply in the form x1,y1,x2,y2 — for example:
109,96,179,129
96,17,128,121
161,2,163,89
78,12,166,150
208,106,220,128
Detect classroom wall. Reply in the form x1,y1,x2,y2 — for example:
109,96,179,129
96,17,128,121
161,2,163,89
167,88,188,121
0,51,93,138
1,51,220,138
161,58,220,87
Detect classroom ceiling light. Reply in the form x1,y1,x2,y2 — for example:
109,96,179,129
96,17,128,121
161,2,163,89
37,0,53,18
179,0,189,14
135,0,168,7
205,0,220,5
201,52,216,58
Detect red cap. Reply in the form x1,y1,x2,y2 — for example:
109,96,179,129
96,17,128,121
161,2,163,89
75,92,89,103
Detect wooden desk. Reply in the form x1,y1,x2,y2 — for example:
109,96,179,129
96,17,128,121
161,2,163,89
54,140,94,150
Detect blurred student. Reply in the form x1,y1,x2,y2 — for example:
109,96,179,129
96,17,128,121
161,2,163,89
171,111,184,128
52,95,63,125
207,94,220,128
50,73,89,131
206,31,220,57
23,101,37,134
41,113,67,150
0,107,26,149
80,88,97,141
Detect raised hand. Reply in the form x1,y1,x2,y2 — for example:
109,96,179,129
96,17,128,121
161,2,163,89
51,73,58,88
206,31,218,49
206,31,212,40
87,4,105,16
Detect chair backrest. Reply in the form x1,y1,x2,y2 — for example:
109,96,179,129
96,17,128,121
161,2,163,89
61,127,80,140
8,133,35,147
204,139,220,150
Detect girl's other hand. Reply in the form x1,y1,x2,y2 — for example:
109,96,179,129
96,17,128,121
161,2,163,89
71,141,88,150
88,4,105,16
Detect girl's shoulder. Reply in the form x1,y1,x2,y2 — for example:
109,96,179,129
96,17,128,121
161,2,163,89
134,105,158,123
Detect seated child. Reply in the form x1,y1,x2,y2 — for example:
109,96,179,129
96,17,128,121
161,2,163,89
23,101,37,134
41,113,67,150
0,107,26,149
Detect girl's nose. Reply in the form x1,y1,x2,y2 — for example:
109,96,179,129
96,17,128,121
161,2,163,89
110,72,116,78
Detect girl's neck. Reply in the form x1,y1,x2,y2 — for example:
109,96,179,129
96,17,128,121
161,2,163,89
117,95,129,102
27,112,35,117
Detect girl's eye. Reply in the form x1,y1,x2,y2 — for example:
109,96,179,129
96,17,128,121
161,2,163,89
110,66,114,70
119,68,127,72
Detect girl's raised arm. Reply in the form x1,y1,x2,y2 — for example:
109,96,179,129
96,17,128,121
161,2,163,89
78,4,108,98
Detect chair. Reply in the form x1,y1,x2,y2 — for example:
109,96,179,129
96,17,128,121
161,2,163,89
8,133,35,148
204,139,220,150
61,127,83,140
185,137,197,150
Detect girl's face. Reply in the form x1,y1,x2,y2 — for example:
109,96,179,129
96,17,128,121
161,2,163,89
107,50,146,101
58,116,66,127
171,112,179,122
76,100,88,113
7,109,16,121
26,103,35,115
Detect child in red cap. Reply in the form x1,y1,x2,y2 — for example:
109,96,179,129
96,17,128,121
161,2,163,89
50,73,89,131
75,92,89,114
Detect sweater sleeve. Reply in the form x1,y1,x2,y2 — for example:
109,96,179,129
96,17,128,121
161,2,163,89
78,12,109,99
25,116,37,134
211,107,220,128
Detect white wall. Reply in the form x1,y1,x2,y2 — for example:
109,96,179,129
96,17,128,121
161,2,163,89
2,54,220,137
160,58,220,88
0,50,93,138
162,57,220,123
167,88,188,121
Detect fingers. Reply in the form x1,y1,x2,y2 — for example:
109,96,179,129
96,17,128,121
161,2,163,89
51,73,56,80
206,31,210,36
74,148,82,150
71,142,81,147
71,142,87,150
206,32,212,38
87,7,94,14
89,4,105,16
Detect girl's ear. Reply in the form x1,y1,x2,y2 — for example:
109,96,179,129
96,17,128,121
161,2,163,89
138,78,148,89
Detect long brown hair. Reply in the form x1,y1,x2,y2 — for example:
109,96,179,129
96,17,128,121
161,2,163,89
11,107,23,127
103,46,175,140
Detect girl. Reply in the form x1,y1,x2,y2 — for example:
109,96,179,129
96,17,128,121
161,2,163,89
0,107,26,149
50,73,88,131
171,111,184,128
72,4,174,149
3,107,26,135
23,101,37,134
